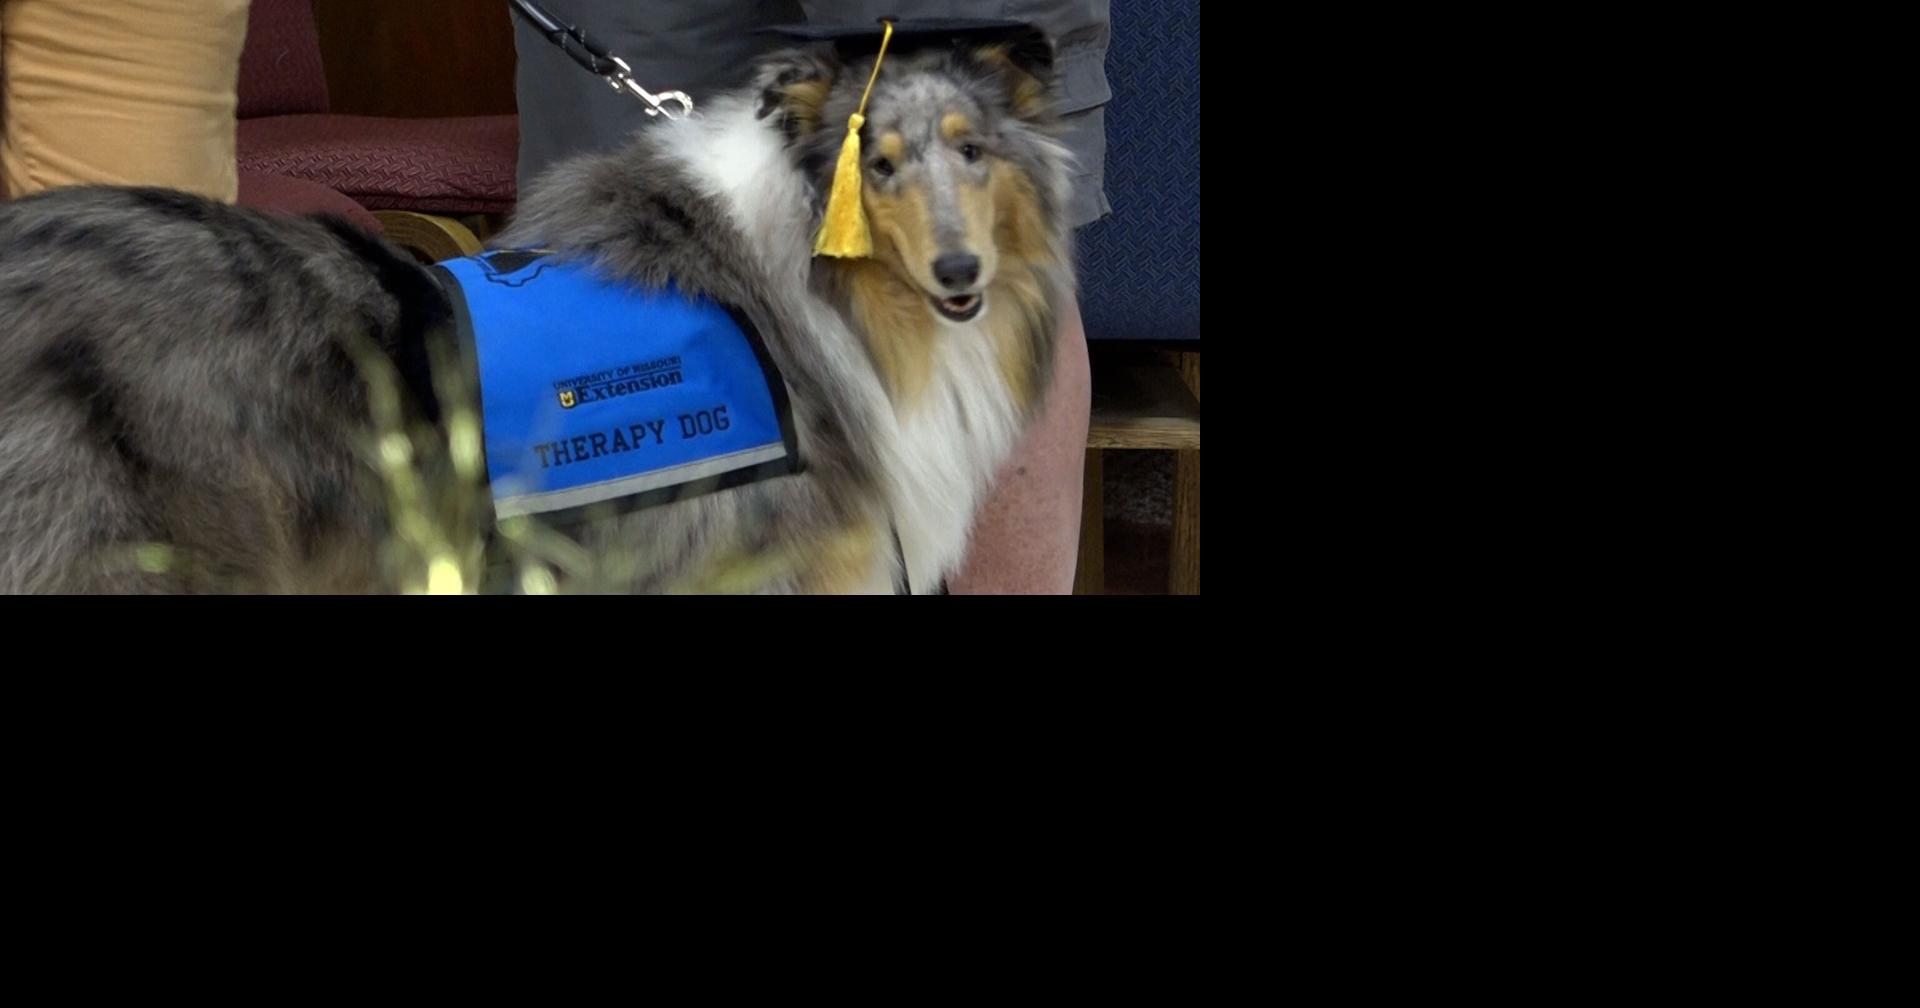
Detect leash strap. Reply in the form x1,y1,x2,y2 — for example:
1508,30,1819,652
508,0,693,119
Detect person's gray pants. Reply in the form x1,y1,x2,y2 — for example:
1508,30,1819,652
512,0,1111,227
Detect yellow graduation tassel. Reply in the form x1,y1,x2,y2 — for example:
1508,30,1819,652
814,20,896,258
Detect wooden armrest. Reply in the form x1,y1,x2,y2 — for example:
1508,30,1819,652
1088,360,1201,450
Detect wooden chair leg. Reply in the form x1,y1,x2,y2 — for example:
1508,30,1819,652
1170,353,1200,595
371,210,483,262
1171,449,1199,595
1075,448,1105,595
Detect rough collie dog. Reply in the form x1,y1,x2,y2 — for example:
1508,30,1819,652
0,29,1073,594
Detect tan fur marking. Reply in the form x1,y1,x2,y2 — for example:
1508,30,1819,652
841,257,938,408
989,161,1051,264
797,524,890,593
985,163,1056,413
985,261,1051,415
865,177,939,291
783,78,830,135
942,112,973,141
972,44,1049,120
957,162,998,279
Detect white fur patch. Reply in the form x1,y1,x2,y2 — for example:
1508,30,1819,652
883,310,1025,592
656,97,815,287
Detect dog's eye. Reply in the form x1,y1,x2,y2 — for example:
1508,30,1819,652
871,158,895,178
961,144,983,163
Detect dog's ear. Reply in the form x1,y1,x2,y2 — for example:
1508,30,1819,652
753,45,842,140
966,27,1056,122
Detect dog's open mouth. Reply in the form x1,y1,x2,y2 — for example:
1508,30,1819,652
933,293,984,322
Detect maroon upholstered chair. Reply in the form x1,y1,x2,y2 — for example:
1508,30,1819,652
237,168,384,235
235,0,518,259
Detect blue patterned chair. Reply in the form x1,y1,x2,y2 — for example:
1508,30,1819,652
1074,0,1201,594
1079,0,1200,345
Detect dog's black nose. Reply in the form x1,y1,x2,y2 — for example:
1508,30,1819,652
933,254,980,291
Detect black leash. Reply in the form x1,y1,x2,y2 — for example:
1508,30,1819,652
508,0,693,119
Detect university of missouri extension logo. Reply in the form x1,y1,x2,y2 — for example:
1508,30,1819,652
555,356,684,409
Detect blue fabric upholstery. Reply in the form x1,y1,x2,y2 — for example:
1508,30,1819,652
1077,0,1200,342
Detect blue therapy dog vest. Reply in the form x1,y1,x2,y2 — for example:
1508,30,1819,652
433,250,799,522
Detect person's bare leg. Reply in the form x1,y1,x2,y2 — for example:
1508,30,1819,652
948,297,1092,594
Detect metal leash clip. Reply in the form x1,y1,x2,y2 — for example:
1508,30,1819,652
509,0,694,120
602,55,694,119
